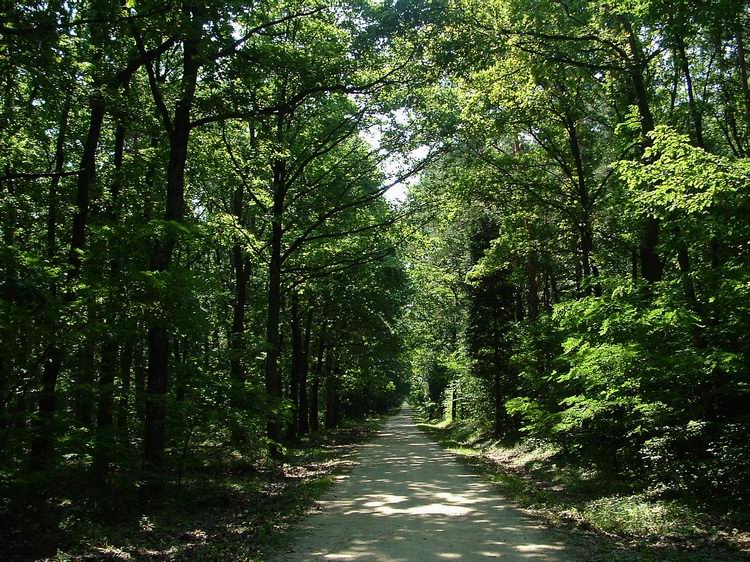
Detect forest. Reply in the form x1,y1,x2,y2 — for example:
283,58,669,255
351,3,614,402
1,0,749,560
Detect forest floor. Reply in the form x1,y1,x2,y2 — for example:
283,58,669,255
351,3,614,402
278,407,573,560
419,417,750,562
0,418,385,562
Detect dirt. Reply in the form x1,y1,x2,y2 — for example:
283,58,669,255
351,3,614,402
277,408,572,561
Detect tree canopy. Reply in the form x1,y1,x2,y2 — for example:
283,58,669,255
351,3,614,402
1,0,749,558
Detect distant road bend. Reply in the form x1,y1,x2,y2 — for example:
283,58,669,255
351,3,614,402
279,408,570,561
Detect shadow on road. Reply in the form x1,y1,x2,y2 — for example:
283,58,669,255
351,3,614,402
279,409,569,561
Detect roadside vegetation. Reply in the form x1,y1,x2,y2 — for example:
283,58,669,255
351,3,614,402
1,416,384,561
418,414,750,562
3,0,750,560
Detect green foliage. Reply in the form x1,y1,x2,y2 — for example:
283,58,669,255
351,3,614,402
400,0,750,521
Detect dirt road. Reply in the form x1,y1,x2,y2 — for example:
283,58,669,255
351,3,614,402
278,409,570,560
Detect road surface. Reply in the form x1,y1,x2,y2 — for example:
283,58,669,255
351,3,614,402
278,408,570,561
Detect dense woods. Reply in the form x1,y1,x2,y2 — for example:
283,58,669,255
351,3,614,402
1,0,750,559
1,3,417,553
405,0,750,515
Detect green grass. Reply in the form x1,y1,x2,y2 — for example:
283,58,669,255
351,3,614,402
417,414,750,562
582,495,702,538
1,417,385,562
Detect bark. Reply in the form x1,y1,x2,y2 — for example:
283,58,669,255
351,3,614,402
1,169,15,429
134,340,146,420
229,165,250,437
580,226,593,281
286,293,303,439
264,157,287,442
563,109,596,291
640,218,663,283
620,16,656,136
144,326,169,474
298,307,313,435
115,337,134,433
309,322,326,433
619,15,663,283
493,367,503,437
92,333,116,482
676,242,699,316
29,347,62,469
526,250,539,321
174,338,188,403
70,96,106,276
324,351,337,429
229,252,250,442
450,381,458,422
93,119,126,481
574,240,582,298
75,326,96,428
736,21,750,141
550,270,559,304
230,251,250,388
675,35,704,148
30,88,106,469
493,317,504,438
144,17,201,478
46,92,71,260
514,286,525,321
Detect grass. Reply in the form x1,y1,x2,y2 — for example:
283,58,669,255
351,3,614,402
416,415,750,562
1,417,385,562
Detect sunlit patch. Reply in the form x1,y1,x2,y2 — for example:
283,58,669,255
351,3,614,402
362,494,408,507
93,547,132,560
434,491,484,505
514,543,567,552
375,502,474,516
283,411,570,561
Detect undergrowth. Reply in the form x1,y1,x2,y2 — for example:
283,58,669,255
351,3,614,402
1,417,384,562
416,413,750,562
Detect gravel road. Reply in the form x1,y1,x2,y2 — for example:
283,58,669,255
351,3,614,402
278,408,571,561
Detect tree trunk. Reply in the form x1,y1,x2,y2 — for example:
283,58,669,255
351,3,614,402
115,336,134,434
309,323,326,433
325,352,337,429
230,248,250,444
93,119,126,482
450,381,458,422
134,339,146,422
264,158,286,443
29,347,62,469
46,92,71,261
640,217,663,283
580,225,593,283
620,16,656,136
286,292,303,440
144,326,169,476
574,239,582,298
675,35,704,148
619,15,663,284
75,323,96,428
736,21,750,143
30,89,106,470
93,333,116,482
70,96,106,276
143,22,200,481
298,307,313,435
493,316,504,438
493,367,503,438
526,250,539,321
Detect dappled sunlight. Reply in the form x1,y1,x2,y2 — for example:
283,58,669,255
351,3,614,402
279,409,570,561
